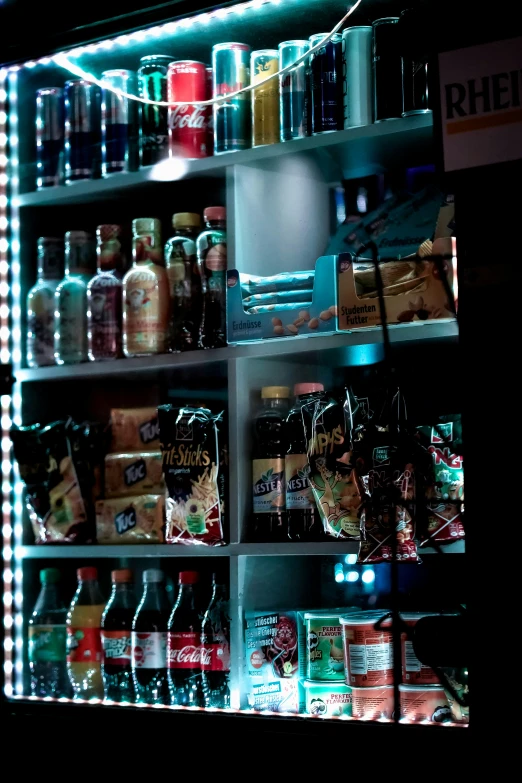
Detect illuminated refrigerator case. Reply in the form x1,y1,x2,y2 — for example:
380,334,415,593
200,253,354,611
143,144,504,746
1,0,468,737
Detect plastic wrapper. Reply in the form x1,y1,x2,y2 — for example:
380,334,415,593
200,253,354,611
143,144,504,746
246,302,312,315
95,494,165,543
110,407,160,453
240,270,315,297
105,451,165,498
242,290,314,307
158,405,226,546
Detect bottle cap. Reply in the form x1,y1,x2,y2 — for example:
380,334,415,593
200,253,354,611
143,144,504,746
143,568,164,583
66,230,91,244
173,212,201,230
40,568,60,585
261,386,290,399
132,218,160,236
97,224,122,242
294,383,324,396
139,55,172,64
203,206,226,223
111,569,133,583
178,571,200,585
77,567,97,581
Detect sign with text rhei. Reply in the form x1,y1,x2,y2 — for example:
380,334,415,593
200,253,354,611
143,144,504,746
439,37,522,171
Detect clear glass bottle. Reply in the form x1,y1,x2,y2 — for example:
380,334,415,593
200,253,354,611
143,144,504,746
66,566,105,700
27,237,64,368
55,230,95,364
123,217,170,357
101,568,136,703
196,207,227,349
29,567,69,698
87,224,124,361
164,212,202,352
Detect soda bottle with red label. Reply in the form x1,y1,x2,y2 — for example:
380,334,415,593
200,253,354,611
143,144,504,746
132,569,170,704
200,574,230,708
101,568,136,703
167,571,203,706
66,567,105,700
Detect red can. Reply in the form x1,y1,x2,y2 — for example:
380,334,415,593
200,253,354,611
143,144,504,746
206,67,214,156
341,611,394,687
168,60,210,159
400,612,440,685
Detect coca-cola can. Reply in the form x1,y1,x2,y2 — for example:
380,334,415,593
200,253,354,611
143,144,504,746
206,66,214,157
168,60,210,159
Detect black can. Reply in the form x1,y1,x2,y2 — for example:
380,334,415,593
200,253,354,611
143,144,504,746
64,80,101,182
402,59,431,116
35,88,64,189
372,18,402,122
138,55,171,167
309,33,343,134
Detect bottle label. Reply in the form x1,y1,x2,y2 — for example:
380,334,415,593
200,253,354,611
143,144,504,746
27,288,55,366
88,282,122,357
57,285,88,359
29,624,66,663
200,640,231,672
131,631,167,669
67,627,102,663
124,269,168,355
167,631,202,669
253,458,285,513
101,630,132,666
285,453,315,510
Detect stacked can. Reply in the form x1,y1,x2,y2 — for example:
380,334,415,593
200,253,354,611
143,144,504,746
399,9,432,117
251,50,279,147
64,80,101,183
212,42,251,154
309,33,343,134
138,55,171,166
206,67,214,156
372,18,403,121
303,611,352,718
342,27,373,128
279,40,309,142
36,88,64,188
168,60,210,159
101,69,140,176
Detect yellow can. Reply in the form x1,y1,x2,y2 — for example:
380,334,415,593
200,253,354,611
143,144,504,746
251,49,280,147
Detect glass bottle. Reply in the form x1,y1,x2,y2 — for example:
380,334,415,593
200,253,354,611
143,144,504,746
66,566,105,700
29,567,69,698
101,568,136,703
122,217,170,357
26,237,64,367
55,230,95,364
164,212,202,352
196,207,227,349
132,568,170,705
87,224,124,361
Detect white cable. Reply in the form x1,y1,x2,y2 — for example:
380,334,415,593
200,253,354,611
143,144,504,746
54,0,363,107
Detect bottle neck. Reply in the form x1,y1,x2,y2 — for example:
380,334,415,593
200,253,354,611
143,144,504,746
37,266,60,282
176,583,198,611
174,226,199,239
263,398,289,412
205,220,225,231
107,582,135,610
34,583,64,613
76,579,104,605
139,582,169,612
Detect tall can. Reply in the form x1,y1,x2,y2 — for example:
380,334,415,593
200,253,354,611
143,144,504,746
36,88,64,189
309,33,343,134
206,67,214,156
279,40,309,142
168,60,209,159
212,42,251,154
101,69,140,175
402,59,431,116
373,18,403,121
251,49,279,148
342,27,373,128
138,55,171,166
64,80,101,183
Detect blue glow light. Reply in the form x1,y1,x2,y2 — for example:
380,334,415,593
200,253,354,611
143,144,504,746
362,569,375,584
335,571,345,583
344,553,357,565
346,571,359,582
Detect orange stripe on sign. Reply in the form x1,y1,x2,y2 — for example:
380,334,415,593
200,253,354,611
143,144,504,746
447,107,522,135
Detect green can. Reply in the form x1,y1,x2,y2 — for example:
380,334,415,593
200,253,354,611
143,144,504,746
303,680,352,717
212,42,251,154
305,611,345,681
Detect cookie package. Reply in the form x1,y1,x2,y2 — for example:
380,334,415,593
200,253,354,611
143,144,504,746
110,407,160,453
104,451,165,498
96,494,165,544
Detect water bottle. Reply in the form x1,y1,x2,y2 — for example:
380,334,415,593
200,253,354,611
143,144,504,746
28,568,69,697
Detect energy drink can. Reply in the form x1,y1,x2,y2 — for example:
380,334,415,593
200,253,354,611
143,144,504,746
138,55,171,166
206,67,214,156
309,33,343,134
251,49,279,147
64,80,101,182
35,88,64,188
212,42,251,154
342,27,373,128
101,69,139,175
372,18,402,121
279,40,309,141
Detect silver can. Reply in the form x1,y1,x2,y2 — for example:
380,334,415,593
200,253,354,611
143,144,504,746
101,69,140,175
342,27,373,128
279,40,309,141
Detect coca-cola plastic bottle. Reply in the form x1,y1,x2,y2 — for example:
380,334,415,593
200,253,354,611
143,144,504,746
101,569,136,703
200,574,230,708
132,569,170,705
167,571,203,706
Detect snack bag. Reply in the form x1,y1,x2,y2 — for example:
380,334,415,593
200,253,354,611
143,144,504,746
96,495,165,543
110,407,160,453
105,452,165,498
158,405,226,546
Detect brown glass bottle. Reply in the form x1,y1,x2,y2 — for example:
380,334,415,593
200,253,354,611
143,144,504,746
164,212,202,352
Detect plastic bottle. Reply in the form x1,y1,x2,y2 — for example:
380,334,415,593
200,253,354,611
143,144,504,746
167,570,203,706
251,386,290,541
66,566,105,700
87,224,124,361
196,207,227,349
26,237,64,367
164,212,202,352
28,567,69,697
286,382,325,541
55,230,96,364
101,568,136,703
200,574,230,708
132,568,170,705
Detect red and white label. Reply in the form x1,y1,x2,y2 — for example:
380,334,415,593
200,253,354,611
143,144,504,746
101,630,131,666
200,641,230,672
169,105,208,130
131,631,167,669
167,632,204,669
67,627,102,663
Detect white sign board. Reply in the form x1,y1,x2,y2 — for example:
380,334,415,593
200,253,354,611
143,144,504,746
439,36,522,172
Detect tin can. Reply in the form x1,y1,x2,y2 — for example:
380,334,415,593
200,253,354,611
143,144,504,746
402,59,431,116
168,60,209,159
212,42,251,154
399,684,452,723
304,611,345,681
206,67,214,156
352,685,394,720
303,680,352,717
373,18,402,121
279,40,309,141
309,33,343,134
35,88,64,188
342,27,373,128
138,55,171,166
400,612,440,685
340,611,393,687
64,80,101,183
101,69,139,176
251,49,279,147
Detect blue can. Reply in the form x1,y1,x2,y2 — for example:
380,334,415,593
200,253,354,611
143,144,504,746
279,40,309,141
36,88,64,189
101,69,140,175
64,80,101,183
309,33,343,134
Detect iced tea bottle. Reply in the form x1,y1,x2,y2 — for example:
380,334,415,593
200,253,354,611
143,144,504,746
55,231,96,364
87,224,124,361
164,212,202,352
26,237,63,367
66,566,105,700
196,207,227,349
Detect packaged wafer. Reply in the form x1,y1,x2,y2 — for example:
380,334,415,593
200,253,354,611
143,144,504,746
95,494,165,543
